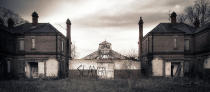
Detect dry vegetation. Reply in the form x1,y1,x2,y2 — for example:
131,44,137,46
0,78,210,92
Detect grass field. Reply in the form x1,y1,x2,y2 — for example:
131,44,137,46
0,78,209,92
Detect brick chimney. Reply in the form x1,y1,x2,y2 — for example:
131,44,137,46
170,12,177,23
193,17,200,28
138,17,143,60
64,18,72,77
7,18,14,28
66,18,72,59
32,11,39,25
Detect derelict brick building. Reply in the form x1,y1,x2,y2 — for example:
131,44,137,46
0,12,71,79
138,12,210,78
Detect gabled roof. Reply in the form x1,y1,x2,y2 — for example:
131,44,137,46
12,23,62,35
82,50,127,60
82,41,127,60
151,23,195,34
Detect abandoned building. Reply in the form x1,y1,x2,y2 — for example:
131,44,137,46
138,12,210,78
0,11,71,79
69,41,140,79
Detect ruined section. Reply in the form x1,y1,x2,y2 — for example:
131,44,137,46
69,41,140,79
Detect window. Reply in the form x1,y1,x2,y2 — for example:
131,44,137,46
7,61,11,73
19,39,24,51
174,38,177,49
61,40,64,52
32,38,35,49
184,39,190,51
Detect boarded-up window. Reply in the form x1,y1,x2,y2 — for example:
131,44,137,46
19,39,24,50
184,39,190,51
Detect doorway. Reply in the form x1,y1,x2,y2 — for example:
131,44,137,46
171,62,182,77
29,62,38,78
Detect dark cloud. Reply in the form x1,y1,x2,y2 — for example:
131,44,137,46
0,0,58,19
0,0,83,20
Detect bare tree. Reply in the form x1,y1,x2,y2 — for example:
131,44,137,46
71,43,78,59
178,0,210,26
124,49,138,61
177,14,187,23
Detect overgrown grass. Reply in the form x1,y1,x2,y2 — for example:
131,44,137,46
0,78,209,92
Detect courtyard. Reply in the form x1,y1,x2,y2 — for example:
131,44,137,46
0,78,209,92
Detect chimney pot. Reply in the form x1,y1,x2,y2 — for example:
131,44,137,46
7,18,14,28
138,17,144,25
66,18,71,25
32,11,39,25
170,11,177,23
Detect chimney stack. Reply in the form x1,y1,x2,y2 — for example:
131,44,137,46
170,12,177,24
138,17,143,60
32,11,39,25
66,18,72,59
193,17,200,28
7,18,14,28
64,18,71,77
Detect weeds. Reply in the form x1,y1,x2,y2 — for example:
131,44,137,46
0,78,209,92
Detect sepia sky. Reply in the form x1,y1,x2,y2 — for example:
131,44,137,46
0,0,194,58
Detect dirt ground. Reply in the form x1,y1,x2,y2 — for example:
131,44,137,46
0,78,209,92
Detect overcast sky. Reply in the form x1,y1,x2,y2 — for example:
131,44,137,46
0,0,195,58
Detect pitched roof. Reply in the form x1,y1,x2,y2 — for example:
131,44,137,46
151,23,195,34
0,24,9,32
82,41,127,60
12,23,62,34
82,50,127,60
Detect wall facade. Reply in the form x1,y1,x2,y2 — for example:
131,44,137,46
69,59,140,79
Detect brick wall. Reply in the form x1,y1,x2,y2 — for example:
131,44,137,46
195,30,210,53
153,35,184,53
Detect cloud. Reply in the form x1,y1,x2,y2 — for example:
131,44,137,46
73,0,194,29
